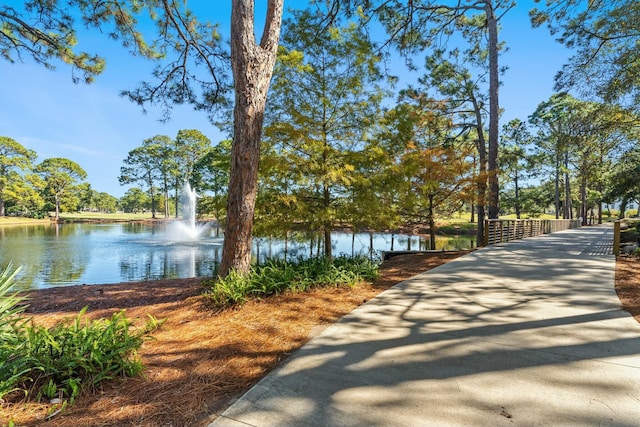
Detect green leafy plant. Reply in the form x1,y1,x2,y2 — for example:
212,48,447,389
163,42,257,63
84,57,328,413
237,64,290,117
205,269,252,307
0,263,26,341
205,256,379,308
1,264,161,404
0,264,31,400
13,307,154,403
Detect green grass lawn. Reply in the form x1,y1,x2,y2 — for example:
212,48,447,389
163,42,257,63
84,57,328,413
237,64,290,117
498,213,558,220
0,212,153,226
58,212,153,221
0,217,49,226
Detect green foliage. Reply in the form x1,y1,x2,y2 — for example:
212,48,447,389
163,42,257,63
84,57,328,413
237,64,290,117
500,185,553,218
0,264,26,344
259,9,389,253
75,185,118,213
16,309,148,402
192,139,231,221
532,0,640,108
120,131,214,219
120,135,173,219
0,136,39,217
0,3,105,83
372,99,475,246
437,222,477,235
606,143,640,207
174,129,212,184
0,267,159,404
205,256,379,308
529,93,634,221
34,157,87,219
119,187,151,214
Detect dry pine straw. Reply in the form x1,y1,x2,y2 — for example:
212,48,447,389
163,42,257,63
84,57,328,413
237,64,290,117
615,256,640,321
2,251,638,427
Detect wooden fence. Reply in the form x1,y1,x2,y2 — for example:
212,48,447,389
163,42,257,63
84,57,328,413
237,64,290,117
484,219,582,246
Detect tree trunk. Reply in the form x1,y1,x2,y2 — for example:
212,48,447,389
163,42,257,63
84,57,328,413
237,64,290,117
174,179,179,218
476,163,487,246
554,152,560,219
563,151,571,219
473,123,487,246
514,168,520,219
619,198,628,219
597,155,604,224
470,152,476,223
428,195,436,250
219,0,284,278
352,231,356,257
148,173,157,220
369,232,374,259
597,200,603,224
469,79,487,245
470,201,475,223
324,226,332,259
580,172,587,225
323,184,333,259
164,178,170,218
486,0,500,219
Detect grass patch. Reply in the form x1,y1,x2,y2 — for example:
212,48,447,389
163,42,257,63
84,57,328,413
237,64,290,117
205,256,380,308
437,222,477,235
499,213,558,220
58,212,152,221
0,217,50,226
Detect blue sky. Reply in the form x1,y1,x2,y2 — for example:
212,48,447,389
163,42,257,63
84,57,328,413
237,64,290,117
0,1,571,198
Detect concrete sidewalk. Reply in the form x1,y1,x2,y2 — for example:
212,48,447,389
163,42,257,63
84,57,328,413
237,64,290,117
209,225,640,427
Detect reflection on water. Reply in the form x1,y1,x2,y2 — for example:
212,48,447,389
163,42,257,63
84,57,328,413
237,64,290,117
0,223,474,290
1,223,224,291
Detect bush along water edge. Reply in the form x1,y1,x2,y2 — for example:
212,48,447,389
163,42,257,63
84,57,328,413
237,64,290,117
204,255,380,308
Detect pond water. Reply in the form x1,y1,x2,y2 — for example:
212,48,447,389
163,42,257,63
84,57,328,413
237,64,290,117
0,222,475,290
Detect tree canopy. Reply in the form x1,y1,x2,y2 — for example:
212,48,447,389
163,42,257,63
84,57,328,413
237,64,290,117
259,8,387,258
0,2,105,82
531,0,640,110
0,137,37,216
34,157,87,220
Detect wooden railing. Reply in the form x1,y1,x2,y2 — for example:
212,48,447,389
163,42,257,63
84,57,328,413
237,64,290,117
484,219,581,246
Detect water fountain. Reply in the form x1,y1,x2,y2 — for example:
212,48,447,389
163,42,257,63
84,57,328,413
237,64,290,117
166,182,211,241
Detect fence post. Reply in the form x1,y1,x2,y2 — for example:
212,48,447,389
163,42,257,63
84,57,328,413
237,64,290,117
614,220,621,256
484,219,489,246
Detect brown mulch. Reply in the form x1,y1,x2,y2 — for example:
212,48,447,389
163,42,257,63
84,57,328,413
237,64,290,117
2,250,638,427
615,256,640,322
1,252,468,427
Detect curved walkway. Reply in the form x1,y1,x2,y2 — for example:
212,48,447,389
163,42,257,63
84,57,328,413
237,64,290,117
209,225,640,427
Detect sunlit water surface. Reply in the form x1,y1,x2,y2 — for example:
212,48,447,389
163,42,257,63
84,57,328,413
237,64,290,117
0,222,474,290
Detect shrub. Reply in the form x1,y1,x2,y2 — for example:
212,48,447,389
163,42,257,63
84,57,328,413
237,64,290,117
0,264,29,400
205,256,379,308
0,264,26,342
0,265,160,404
